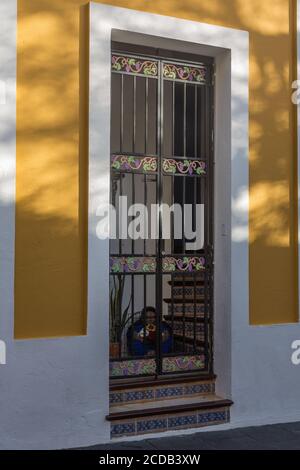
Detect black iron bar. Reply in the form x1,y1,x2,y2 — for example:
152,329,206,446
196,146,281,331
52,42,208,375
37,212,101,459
132,173,135,255
209,80,215,374
170,82,175,253
172,81,175,157
133,75,136,153
182,83,187,353
143,272,147,357
144,174,147,256
120,74,124,153
156,61,163,376
170,79,175,354
119,173,123,256
195,85,198,158
131,272,135,347
145,78,149,155
183,82,187,158
194,273,197,354
204,85,210,371
118,274,122,358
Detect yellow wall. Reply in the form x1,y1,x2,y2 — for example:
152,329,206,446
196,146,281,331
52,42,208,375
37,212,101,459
15,0,298,338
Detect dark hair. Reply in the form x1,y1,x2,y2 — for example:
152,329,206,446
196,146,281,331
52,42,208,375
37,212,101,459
140,306,156,320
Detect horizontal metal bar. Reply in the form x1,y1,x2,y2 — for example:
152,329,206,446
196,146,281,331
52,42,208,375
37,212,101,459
162,58,208,68
112,70,159,79
110,151,158,157
112,169,159,176
163,78,207,86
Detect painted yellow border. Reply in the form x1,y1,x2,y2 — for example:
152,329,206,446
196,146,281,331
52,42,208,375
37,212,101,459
15,0,298,337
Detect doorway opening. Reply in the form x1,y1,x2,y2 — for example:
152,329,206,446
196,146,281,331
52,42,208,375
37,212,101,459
109,43,214,381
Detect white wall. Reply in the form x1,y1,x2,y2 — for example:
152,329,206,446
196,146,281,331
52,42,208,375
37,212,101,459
0,1,300,450
91,3,300,434
0,0,110,450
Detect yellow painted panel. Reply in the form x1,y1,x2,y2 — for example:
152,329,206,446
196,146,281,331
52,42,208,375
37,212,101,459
15,0,298,337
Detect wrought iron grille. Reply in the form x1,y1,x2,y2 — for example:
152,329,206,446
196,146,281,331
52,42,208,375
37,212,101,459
110,47,214,379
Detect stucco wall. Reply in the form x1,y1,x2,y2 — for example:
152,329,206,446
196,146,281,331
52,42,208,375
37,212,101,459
1,0,300,450
14,0,298,338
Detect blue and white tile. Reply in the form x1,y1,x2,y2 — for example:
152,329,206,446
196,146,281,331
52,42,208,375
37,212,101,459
136,418,167,434
168,414,197,428
111,422,136,437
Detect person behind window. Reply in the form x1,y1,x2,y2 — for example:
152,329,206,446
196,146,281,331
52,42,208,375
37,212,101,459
127,306,172,356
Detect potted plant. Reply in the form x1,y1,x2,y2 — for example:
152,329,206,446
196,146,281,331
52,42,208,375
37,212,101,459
109,276,132,358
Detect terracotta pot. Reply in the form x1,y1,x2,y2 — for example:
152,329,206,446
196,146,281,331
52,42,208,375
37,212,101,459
110,342,120,358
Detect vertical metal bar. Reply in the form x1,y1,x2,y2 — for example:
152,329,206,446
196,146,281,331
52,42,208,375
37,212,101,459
193,271,197,352
156,61,163,375
194,85,198,158
209,74,215,374
193,89,197,353
132,172,135,255
118,274,122,358
193,178,197,353
172,81,175,157
171,81,175,252
143,166,148,355
131,104,136,354
204,86,208,250
204,83,210,372
182,83,187,354
120,74,124,153
204,239,209,371
131,273,134,349
145,78,149,155
133,75,136,154
182,268,186,353
119,173,123,256
171,82,175,353
171,275,175,353
144,174,147,256
118,73,124,257
182,83,187,254
182,175,186,255
144,272,147,353
183,82,187,158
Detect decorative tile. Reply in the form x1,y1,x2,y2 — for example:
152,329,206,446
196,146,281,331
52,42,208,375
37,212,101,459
110,358,156,377
111,422,136,437
110,256,156,274
185,383,214,395
124,389,154,402
155,386,184,399
163,256,205,273
162,355,205,373
168,414,197,428
110,407,231,438
136,418,167,433
110,381,216,406
112,55,158,77
111,155,158,174
162,158,206,176
163,62,207,84
109,392,123,404
197,410,228,425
